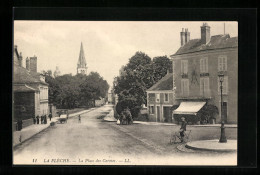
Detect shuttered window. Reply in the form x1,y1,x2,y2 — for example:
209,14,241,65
181,60,188,74
200,77,210,96
218,55,227,71
181,79,189,96
200,57,208,73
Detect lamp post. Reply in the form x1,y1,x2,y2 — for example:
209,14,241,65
218,73,227,143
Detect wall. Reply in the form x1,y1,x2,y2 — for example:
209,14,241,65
172,48,238,123
147,91,174,122
14,92,35,120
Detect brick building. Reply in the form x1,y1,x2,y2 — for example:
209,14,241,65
13,45,49,128
146,73,174,122
171,23,238,124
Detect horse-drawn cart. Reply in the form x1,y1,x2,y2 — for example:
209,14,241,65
58,110,68,124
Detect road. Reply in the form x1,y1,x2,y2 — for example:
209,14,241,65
13,105,237,165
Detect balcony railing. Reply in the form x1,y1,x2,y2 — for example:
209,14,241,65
181,73,188,78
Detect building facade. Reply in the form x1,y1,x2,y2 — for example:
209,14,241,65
13,45,49,127
77,42,87,75
171,23,238,124
146,73,175,122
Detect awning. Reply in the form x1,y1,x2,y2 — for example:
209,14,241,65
173,102,206,115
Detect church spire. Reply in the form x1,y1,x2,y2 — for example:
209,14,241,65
77,42,87,75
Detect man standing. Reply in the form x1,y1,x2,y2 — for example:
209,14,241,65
40,115,43,124
32,116,36,124
36,115,39,124
179,117,187,143
48,113,52,121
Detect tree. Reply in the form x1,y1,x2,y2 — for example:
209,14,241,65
152,56,172,83
114,51,154,117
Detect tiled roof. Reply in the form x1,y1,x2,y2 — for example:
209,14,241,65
147,73,173,91
173,34,238,56
13,84,39,92
13,65,48,85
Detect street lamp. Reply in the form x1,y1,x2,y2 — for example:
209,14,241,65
218,72,227,143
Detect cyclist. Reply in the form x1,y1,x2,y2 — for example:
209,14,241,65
179,117,187,142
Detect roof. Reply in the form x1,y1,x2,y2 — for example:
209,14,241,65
147,73,173,91
173,34,238,56
13,64,48,85
13,84,39,92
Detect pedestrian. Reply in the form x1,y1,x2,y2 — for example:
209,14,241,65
78,115,81,123
179,117,187,143
44,115,47,124
17,119,23,131
48,113,52,121
32,116,36,124
36,115,39,124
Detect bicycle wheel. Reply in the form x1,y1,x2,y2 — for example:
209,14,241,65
170,135,177,144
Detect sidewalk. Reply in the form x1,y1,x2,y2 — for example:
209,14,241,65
103,114,237,128
13,107,96,147
185,139,237,152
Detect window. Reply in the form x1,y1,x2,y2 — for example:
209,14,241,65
181,60,188,74
200,57,208,73
218,76,228,95
164,93,169,102
181,79,189,96
156,93,160,102
200,77,210,96
149,106,154,114
218,55,227,71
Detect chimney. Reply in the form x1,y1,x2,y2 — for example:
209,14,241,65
180,28,185,46
180,28,190,46
26,57,30,71
18,52,23,67
185,28,190,43
201,23,211,44
30,56,37,73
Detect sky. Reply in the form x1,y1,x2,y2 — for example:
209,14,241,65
14,21,238,90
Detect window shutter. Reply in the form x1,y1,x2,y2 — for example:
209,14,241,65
204,78,209,96
185,60,188,73
181,61,184,74
218,57,222,71
205,58,208,72
181,80,184,95
200,78,204,95
200,59,203,72
223,56,227,71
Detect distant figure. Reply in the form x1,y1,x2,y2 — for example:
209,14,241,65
44,115,47,124
78,115,81,123
17,119,23,131
36,115,39,124
48,113,52,121
32,116,36,124
40,115,43,124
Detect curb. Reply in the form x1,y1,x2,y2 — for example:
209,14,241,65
185,143,237,153
13,107,97,148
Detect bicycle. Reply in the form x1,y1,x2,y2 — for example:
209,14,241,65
170,130,192,144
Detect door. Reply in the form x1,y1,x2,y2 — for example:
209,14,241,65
222,102,227,123
156,106,160,122
163,107,171,123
